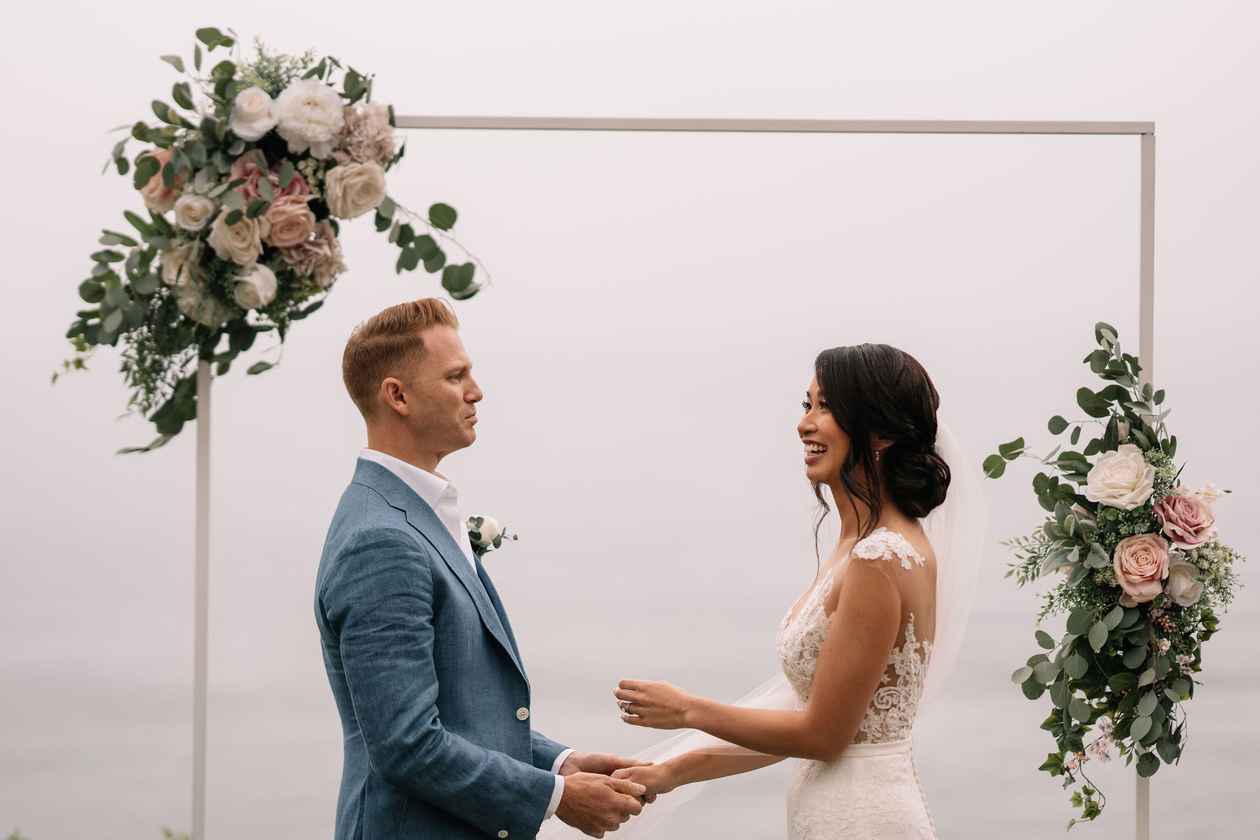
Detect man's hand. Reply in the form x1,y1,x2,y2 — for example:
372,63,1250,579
559,752,652,777
556,772,646,838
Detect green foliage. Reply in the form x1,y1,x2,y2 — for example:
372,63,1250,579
61,28,485,450
988,322,1243,827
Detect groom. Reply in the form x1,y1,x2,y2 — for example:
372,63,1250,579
316,298,649,839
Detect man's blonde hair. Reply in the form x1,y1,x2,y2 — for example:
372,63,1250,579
342,298,460,418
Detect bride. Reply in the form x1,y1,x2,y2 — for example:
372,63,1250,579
606,343,984,839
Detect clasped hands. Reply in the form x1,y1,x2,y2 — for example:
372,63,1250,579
555,751,656,838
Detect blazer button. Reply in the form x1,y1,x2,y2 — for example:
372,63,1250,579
498,831,509,839
516,707,530,721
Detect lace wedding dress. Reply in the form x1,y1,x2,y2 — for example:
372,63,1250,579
776,527,938,839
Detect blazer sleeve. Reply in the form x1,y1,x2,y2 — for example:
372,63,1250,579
530,729,569,772
323,527,556,837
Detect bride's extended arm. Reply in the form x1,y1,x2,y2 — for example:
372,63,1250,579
611,750,784,797
615,558,901,764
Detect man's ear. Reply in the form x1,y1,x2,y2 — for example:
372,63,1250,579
379,377,410,416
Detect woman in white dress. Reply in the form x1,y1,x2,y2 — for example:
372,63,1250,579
611,343,963,839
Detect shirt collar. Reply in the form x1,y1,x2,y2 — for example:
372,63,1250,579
358,448,458,511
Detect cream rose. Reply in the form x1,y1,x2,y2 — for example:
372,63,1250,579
229,86,278,141
264,195,317,249
207,210,270,266
173,194,217,232
1113,533,1170,607
233,263,278,310
1085,444,1155,511
274,78,345,159
138,147,184,214
160,241,200,286
1154,491,1217,549
1164,560,1204,607
324,162,386,219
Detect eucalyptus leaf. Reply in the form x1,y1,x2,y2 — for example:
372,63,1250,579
1034,661,1061,685
1137,752,1160,778
1011,666,1034,685
1137,691,1159,717
1088,621,1108,653
1035,630,1056,651
1131,715,1152,741
1064,654,1089,680
1069,697,1092,723
1066,609,1094,637
1048,415,1069,435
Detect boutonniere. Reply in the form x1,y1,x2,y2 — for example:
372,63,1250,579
466,515,517,559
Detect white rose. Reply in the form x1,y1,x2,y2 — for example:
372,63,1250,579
1164,560,1204,607
324,162,386,219
160,241,200,286
173,194,217,232
176,279,234,328
467,515,505,550
229,86,278,141
233,263,278,310
274,79,345,159
207,210,269,267
1084,443,1155,511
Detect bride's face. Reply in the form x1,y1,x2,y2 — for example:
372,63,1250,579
798,376,850,484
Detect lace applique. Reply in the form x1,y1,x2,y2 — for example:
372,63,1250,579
853,613,932,744
775,528,932,746
851,527,926,571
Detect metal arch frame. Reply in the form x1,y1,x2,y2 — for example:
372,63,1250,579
190,116,1156,840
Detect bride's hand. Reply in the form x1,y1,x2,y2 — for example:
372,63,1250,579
614,679,698,730
611,763,675,799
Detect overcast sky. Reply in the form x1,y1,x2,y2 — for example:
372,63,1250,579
2,2,1258,837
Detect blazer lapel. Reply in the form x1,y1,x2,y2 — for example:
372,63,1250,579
353,459,528,683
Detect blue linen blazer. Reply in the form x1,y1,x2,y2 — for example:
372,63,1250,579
316,458,568,839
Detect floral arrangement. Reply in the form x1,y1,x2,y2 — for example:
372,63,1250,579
467,515,516,560
57,28,484,452
983,322,1243,829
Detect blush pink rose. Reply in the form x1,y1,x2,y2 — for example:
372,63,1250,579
1113,533,1171,607
229,151,310,202
1154,492,1217,548
264,195,317,248
138,147,185,213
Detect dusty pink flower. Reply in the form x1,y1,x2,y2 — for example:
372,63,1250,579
1113,533,1170,607
280,221,346,289
264,195,317,249
138,147,184,213
334,103,397,166
229,151,310,202
1154,491,1217,549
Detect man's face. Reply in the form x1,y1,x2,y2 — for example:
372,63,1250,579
402,325,483,457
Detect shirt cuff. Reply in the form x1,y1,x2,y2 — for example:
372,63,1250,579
543,749,576,821
551,748,575,775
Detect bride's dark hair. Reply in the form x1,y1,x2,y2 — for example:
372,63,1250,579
812,343,951,542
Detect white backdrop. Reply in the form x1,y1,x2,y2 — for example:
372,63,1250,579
3,2,1258,838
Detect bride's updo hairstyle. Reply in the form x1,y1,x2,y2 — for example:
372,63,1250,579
813,343,951,538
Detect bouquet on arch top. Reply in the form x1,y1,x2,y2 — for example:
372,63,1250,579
982,322,1243,830
58,27,483,452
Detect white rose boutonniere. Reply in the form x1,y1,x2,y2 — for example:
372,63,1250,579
467,515,517,559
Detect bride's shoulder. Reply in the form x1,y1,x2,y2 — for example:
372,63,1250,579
851,527,927,572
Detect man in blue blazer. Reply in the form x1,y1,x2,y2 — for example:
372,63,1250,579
316,299,649,839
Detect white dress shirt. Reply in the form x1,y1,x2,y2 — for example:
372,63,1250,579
359,449,573,822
